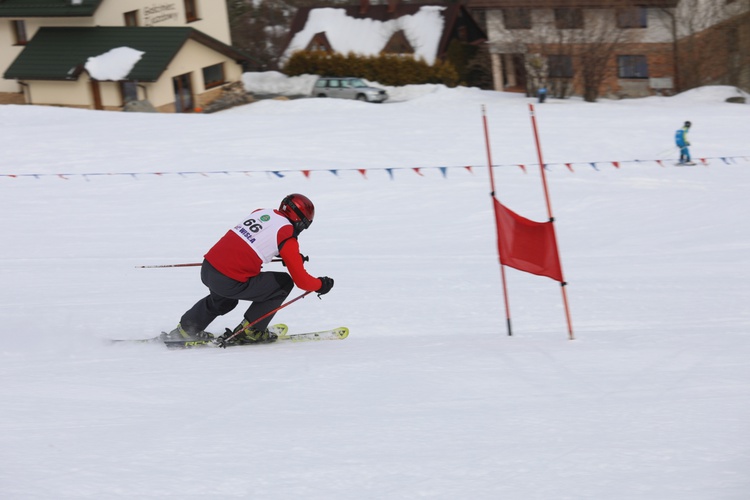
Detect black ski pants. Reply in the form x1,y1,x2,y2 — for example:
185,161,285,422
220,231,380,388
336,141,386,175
180,260,293,334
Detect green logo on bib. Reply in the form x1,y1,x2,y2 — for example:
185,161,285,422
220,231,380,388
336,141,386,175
260,215,271,222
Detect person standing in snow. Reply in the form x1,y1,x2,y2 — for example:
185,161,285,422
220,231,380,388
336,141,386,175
162,193,334,345
538,86,547,103
675,121,692,165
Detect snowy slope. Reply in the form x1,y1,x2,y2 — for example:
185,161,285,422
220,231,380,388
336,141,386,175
1,83,749,499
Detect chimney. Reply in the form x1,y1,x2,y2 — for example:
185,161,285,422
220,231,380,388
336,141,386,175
360,0,369,15
387,0,399,14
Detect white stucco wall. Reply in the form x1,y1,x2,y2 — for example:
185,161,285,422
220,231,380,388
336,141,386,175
25,79,91,106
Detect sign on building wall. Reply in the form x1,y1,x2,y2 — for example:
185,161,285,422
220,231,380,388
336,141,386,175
144,3,179,27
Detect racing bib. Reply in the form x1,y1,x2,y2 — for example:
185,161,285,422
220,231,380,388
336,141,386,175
230,209,289,263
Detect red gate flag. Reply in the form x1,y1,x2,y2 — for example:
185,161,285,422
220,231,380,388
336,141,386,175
493,198,563,282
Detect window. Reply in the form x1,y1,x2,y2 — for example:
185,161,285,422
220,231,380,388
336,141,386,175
309,40,328,51
306,32,332,53
124,10,139,26
382,30,414,56
616,7,647,28
120,82,138,104
548,55,573,78
503,8,531,30
12,20,28,45
202,63,225,89
554,9,583,29
618,55,649,79
184,0,198,23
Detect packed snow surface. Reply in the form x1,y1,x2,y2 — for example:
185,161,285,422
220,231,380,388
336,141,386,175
1,80,749,499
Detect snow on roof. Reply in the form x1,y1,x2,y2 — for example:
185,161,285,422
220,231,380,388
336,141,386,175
283,6,446,65
84,47,144,81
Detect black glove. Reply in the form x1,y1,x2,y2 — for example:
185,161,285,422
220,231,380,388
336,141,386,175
317,276,334,295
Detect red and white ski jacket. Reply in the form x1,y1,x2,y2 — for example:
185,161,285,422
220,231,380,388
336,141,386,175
204,208,322,291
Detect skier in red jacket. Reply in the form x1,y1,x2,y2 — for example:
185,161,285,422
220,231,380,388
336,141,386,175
162,193,334,345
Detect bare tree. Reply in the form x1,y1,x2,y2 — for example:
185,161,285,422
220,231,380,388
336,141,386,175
576,8,628,102
657,0,749,92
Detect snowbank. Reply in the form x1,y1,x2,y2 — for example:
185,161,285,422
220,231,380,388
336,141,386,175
242,71,454,102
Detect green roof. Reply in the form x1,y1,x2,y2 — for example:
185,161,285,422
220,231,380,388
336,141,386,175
4,27,250,82
0,0,103,17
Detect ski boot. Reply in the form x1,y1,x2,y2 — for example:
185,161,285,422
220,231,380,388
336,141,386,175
160,324,214,346
217,319,278,348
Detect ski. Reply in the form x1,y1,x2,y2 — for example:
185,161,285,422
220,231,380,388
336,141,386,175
109,324,348,349
277,326,349,343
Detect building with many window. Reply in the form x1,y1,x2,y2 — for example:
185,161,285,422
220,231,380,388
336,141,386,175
0,0,249,112
467,0,750,100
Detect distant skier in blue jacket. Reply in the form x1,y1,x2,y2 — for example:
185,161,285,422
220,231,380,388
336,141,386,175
675,121,692,165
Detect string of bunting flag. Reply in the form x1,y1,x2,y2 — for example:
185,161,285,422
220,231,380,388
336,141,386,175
1,155,747,180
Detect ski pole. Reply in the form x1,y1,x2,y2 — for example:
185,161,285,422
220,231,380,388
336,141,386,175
137,255,308,269
136,262,203,268
215,290,312,348
654,145,678,157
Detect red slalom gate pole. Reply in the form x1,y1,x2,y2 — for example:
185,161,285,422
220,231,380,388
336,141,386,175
216,290,313,347
482,105,513,337
528,103,574,340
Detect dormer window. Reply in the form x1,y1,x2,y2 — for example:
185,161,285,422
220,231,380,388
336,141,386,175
382,30,414,56
306,32,332,52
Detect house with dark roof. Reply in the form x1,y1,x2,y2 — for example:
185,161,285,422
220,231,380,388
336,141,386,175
281,0,486,67
0,0,249,112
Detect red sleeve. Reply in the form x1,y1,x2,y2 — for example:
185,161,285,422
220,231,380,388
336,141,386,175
279,238,322,292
